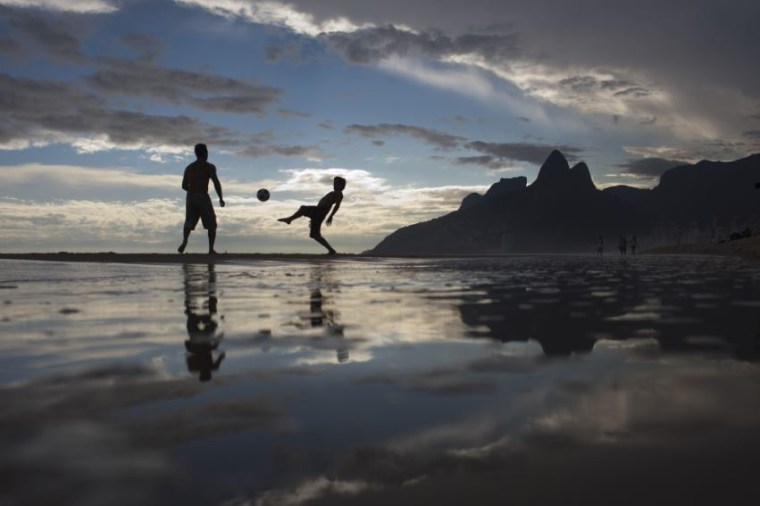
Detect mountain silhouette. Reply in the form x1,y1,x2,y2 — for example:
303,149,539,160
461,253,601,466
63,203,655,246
369,150,760,254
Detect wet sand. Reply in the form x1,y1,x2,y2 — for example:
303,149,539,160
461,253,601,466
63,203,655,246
3,236,760,265
645,234,760,262
1,255,760,505
0,252,367,264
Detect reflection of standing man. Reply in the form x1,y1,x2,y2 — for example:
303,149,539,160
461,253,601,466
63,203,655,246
184,263,225,382
178,143,225,255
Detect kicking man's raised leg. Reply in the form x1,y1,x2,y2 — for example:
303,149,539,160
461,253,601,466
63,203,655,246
278,206,306,224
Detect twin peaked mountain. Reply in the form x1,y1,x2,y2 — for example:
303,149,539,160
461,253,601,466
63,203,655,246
369,150,760,254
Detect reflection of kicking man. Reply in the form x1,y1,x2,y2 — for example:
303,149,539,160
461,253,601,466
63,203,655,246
303,285,348,363
278,176,345,255
183,264,225,382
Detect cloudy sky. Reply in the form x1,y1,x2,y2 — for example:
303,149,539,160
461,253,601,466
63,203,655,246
1,0,759,253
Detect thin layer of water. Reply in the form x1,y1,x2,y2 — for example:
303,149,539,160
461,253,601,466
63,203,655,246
1,256,759,505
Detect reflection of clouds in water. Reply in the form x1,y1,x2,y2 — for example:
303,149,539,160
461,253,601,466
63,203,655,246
253,476,373,506
5,421,170,506
248,349,760,506
3,256,760,504
294,349,372,366
0,361,298,505
532,355,760,442
356,369,500,396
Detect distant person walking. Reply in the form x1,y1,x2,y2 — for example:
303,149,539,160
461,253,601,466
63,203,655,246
630,235,638,255
597,235,604,256
618,235,627,255
278,176,345,255
178,143,225,255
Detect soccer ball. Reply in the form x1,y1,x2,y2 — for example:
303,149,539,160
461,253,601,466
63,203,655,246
257,188,270,202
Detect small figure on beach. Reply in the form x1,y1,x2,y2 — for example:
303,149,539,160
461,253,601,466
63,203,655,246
597,235,604,256
178,143,225,255
630,235,638,255
618,235,627,255
278,176,345,255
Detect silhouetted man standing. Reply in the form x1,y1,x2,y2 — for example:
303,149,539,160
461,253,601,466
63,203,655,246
178,143,225,254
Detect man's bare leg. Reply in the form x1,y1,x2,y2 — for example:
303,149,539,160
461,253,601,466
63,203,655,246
278,206,305,224
178,227,191,253
208,228,217,255
313,235,336,255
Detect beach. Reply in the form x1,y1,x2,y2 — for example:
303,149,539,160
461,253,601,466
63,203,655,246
645,234,760,262
3,235,760,266
2,254,760,505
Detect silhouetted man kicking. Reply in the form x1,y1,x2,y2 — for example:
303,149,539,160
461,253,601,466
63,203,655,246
178,143,225,254
278,176,345,255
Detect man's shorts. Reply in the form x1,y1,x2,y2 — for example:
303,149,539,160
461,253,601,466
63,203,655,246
300,205,328,236
185,192,217,230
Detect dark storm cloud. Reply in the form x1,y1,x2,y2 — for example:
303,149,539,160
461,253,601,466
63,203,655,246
264,41,311,63
617,157,686,178
285,0,760,93
86,110,241,147
466,140,583,164
238,144,326,159
0,73,241,149
85,57,282,116
0,36,18,55
265,44,285,61
344,122,582,166
324,24,519,64
453,155,505,170
6,9,88,63
344,123,464,149
277,108,311,119
559,75,653,98
121,32,163,62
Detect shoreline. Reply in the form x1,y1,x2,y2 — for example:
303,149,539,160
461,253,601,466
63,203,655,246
0,252,371,264
644,234,760,262
1,239,759,265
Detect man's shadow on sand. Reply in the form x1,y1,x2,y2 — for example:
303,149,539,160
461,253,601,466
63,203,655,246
183,263,225,381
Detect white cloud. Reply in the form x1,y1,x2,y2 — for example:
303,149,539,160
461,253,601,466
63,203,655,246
622,143,750,164
0,163,279,197
177,0,760,163
0,0,118,13
174,0,371,36
377,56,547,122
0,164,488,252
0,163,179,190
275,168,389,195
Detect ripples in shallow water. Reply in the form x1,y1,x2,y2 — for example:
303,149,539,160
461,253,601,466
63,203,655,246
1,255,760,505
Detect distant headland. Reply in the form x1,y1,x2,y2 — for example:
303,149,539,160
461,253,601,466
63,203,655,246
368,150,760,255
